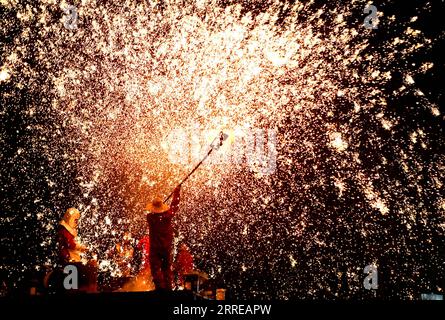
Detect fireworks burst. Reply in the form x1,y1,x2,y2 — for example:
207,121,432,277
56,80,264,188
1,0,444,299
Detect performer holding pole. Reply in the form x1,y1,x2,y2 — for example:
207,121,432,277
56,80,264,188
145,186,181,291
144,131,228,291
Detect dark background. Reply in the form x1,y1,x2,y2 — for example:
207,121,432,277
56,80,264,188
1,0,444,299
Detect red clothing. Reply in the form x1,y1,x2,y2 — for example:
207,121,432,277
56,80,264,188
175,247,194,285
147,192,180,247
147,189,180,290
56,222,98,292
57,225,77,264
137,235,150,270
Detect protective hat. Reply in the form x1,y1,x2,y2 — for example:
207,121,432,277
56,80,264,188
145,197,169,214
62,207,80,230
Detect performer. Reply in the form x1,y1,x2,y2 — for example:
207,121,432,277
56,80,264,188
57,207,97,292
118,232,155,292
175,243,195,288
114,231,135,278
145,186,181,290
57,208,86,264
136,233,151,272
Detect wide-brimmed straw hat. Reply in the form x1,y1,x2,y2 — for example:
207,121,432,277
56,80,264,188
145,197,170,213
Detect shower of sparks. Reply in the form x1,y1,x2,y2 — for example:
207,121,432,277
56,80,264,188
1,0,444,299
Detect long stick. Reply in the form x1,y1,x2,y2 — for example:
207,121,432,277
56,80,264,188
164,131,228,203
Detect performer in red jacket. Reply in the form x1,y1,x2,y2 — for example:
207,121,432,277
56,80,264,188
56,207,97,292
57,208,86,264
137,234,151,272
175,243,195,288
145,186,181,290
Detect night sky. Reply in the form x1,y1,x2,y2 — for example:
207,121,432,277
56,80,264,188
1,0,444,299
